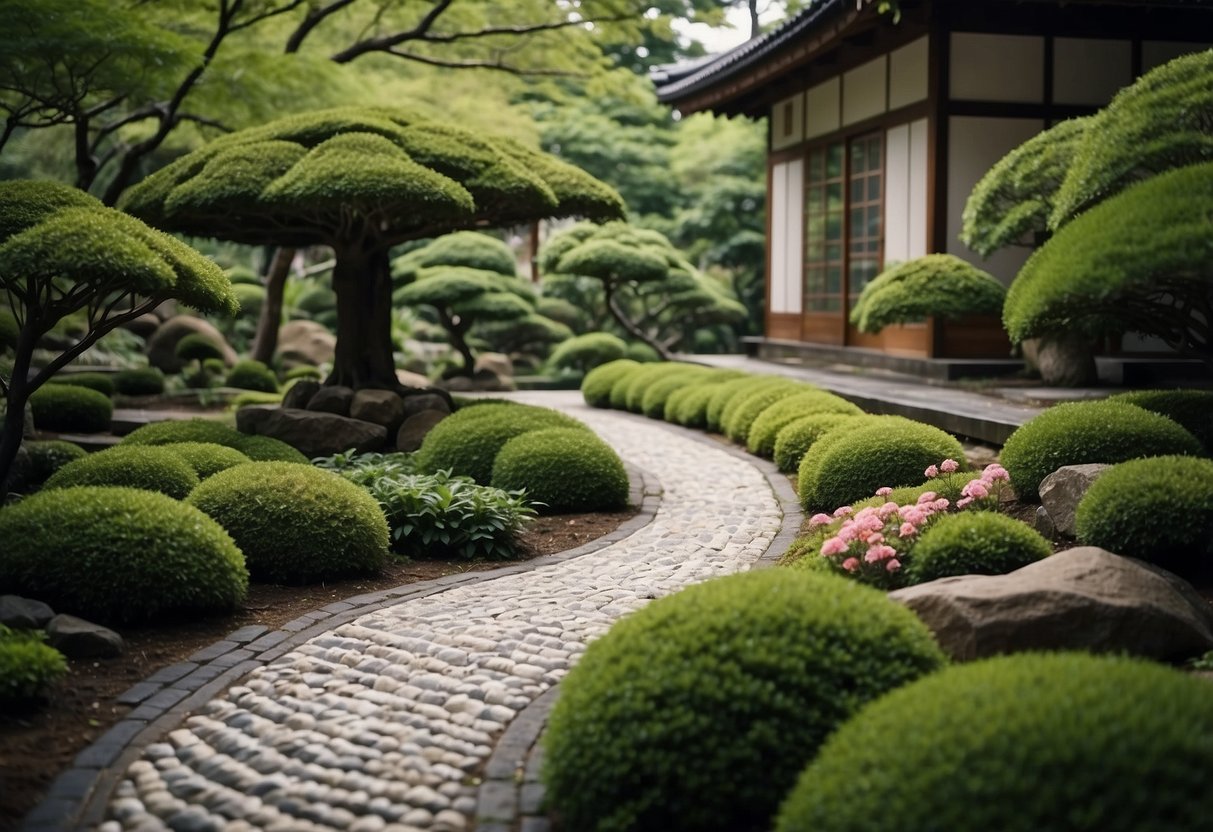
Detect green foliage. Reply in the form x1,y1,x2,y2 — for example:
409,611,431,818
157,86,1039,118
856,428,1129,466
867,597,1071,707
1051,50,1213,228
312,449,419,486
961,117,1091,256
625,341,662,363
722,380,815,443
46,372,114,397
999,400,1204,500
113,367,165,396
667,382,723,428
121,417,245,447
1109,389,1213,451
17,439,86,492
160,442,251,480
619,362,701,413
775,653,1213,832
536,297,587,333
548,332,628,374
230,282,265,319
43,444,200,499
228,390,283,409
234,434,308,464
774,414,868,474
638,367,720,419
225,265,261,285
28,383,112,433
0,486,247,624
187,462,388,584
492,428,628,513
392,231,517,278
798,417,966,511
0,626,67,709
284,365,324,382
849,255,1006,333
1004,162,1213,361
225,359,279,393
0,307,18,349
904,512,1051,585
747,393,863,457
415,402,585,484
711,375,785,434
543,569,946,832
174,333,226,363
1076,455,1213,579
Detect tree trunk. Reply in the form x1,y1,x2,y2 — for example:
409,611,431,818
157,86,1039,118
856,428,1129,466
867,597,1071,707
327,243,399,389
251,246,296,364
0,327,36,495
438,310,476,376
604,282,673,360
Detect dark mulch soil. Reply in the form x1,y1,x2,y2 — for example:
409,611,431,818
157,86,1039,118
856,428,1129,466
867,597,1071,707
0,509,633,831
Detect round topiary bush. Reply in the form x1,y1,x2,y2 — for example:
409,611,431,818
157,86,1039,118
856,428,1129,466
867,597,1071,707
28,384,112,433
0,626,67,709
113,366,166,396
581,359,640,408
775,652,1213,832
234,434,308,463
18,439,87,491
1109,389,1213,451
284,365,324,382
668,382,725,428
798,416,966,512
638,368,717,420
904,511,1052,585
121,418,246,448
849,254,1006,333
543,569,947,832
548,332,628,374
491,428,628,513
174,333,225,364
161,442,252,479
624,341,660,363
0,486,248,624
748,392,864,457
722,380,816,444
706,375,776,433
46,372,115,397
999,400,1203,500
773,414,866,474
225,359,279,393
187,462,388,584
231,282,265,318
1075,455,1213,579
43,445,201,499
619,363,690,413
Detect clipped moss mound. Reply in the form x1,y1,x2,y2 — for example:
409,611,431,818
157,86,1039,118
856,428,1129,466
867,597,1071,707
46,372,115,398
0,486,248,624
999,400,1203,500
28,384,112,433
776,653,1213,832
549,332,628,374
722,380,814,444
905,511,1052,585
798,416,965,511
113,367,166,396
706,375,776,434
187,462,388,584
18,440,87,491
122,417,246,448
233,434,308,463
161,442,251,479
0,626,67,709
492,428,628,513
1110,389,1213,451
543,570,946,832
581,359,640,408
1076,455,1213,579
773,414,863,474
43,445,200,499
849,254,1006,333
225,359,279,393
745,391,862,456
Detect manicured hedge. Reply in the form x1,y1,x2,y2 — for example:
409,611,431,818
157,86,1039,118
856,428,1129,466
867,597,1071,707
638,367,718,420
43,445,200,499
47,372,115,397
492,428,628,513
29,384,112,433
746,391,862,456
705,375,778,434
549,332,628,374
17,440,87,492
905,511,1052,585
162,442,252,479
113,367,166,396
620,363,694,413
225,359,279,393
722,380,813,444
849,254,1005,333
667,382,726,429
122,417,245,447
1109,389,1213,451
773,414,864,474
234,434,308,463
581,359,640,408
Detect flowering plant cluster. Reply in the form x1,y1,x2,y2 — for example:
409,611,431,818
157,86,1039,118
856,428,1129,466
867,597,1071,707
807,459,1012,589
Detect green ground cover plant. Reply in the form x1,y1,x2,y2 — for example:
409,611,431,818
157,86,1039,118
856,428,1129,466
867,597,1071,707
548,332,628,375
13,439,86,492
1109,389,1213,451
721,379,813,444
225,359,279,392
0,626,67,710
161,442,251,480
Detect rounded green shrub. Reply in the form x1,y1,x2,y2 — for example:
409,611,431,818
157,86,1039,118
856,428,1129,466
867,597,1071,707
1109,389,1213,451
716,376,790,435
798,416,966,511
999,400,1203,501
624,341,661,363
284,364,324,382
548,332,628,374
187,462,388,584
543,570,947,832
581,359,639,408
773,413,864,474
492,428,628,513
0,486,248,623
121,417,246,448
638,367,720,419
113,366,165,396
618,362,689,413
47,372,114,397
231,282,265,318
722,380,816,444
174,332,225,363
43,445,200,499
19,439,87,491
225,359,279,393
748,392,863,457
849,254,1006,333
416,403,584,484
28,384,112,433
705,375,775,433
224,264,261,285
1075,455,1213,579
905,511,1051,585
668,382,725,429
161,442,252,479
775,653,1213,832
0,626,67,709
233,434,308,463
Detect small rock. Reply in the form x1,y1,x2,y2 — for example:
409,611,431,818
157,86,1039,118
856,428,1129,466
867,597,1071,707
1033,505,1056,539
46,614,124,658
1039,463,1110,537
0,595,54,629
282,379,321,410
307,385,355,416
400,393,451,420
396,410,447,452
351,389,406,432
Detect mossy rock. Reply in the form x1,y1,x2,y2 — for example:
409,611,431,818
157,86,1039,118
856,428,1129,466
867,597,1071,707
748,393,863,457
0,626,67,709
113,367,166,396
776,653,1213,832
904,511,1052,585
17,439,87,492
0,486,248,624
1075,455,1213,580
581,359,640,408
161,442,252,479
1109,389,1213,451
773,414,866,474
225,359,279,393
46,372,114,397
999,400,1203,501
29,384,112,433
43,445,200,499
722,380,816,445
543,569,946,832
491,428,628,513
187,462,388,584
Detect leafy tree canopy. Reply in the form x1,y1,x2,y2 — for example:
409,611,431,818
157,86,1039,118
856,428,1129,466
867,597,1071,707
392,231,517,279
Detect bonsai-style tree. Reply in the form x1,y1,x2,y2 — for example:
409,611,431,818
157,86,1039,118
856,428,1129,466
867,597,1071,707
119,107,624,390
0,180,237,492
392,231,519,279
849,254,1006,334
1003,162,1213,371
540,221,745,359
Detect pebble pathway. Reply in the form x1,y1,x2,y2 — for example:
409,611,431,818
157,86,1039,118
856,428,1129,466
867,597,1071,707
96,400,788,832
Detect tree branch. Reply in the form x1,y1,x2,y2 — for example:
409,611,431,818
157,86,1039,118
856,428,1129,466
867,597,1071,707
377,50,585,77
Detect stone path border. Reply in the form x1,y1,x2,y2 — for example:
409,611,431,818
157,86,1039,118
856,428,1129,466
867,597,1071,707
17,402,802,832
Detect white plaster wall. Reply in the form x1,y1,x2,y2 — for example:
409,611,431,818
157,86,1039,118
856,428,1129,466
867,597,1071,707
771,93,806,151
842,56,888,125
950,33,1044,102
1053,38,1132,106
889,36,929,110
769,159,805,314
884,118,929,267
908,118,929,261
805,77,841,139
1143,41,1213,71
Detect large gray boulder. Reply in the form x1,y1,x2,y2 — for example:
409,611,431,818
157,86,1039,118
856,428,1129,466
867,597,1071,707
46,614,124,658
146,316,238,373
0,595,54,629
1038,463,1110,537
277,320,335,369
241,407,386,458
350,389,406,432
889,547,1213,662
1022,332,1097,387
396,410,447,452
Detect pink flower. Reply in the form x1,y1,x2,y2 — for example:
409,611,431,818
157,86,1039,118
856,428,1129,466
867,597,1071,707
865,544,896,563
899,522,918,537
983,464,1009,482
899,507,926,525
867,533,885,545
940,459,959,473
875,486,893,496
886,558,902,572
809,513,833,528
821,537,848,556
837,524,858,543
878,501,900,519
833,506,854,518
841,557,860,572
917,492,938,505
963,481,990,500
932,498,950,512
956,497,973,508
924,465,939,479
